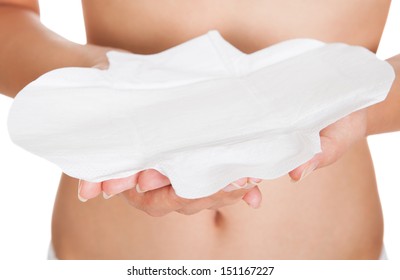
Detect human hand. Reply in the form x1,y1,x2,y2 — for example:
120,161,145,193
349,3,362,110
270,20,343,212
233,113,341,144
289,109,367,181
78,170,263,216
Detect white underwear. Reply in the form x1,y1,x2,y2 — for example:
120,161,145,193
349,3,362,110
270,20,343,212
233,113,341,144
46,241,389,260
8,30,394,198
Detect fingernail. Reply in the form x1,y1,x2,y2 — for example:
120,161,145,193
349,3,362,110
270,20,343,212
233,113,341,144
299,162,318,181
77,181,88,202
224,182,256,192
223,184,240,192
102,192,114,200
231,181,247,189
78,194,87,202
249,178,262,184
244,182,257,189
136,184,145,193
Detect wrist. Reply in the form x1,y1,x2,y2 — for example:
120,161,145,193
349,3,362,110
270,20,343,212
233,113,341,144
366,55,400,136
79,44,112,68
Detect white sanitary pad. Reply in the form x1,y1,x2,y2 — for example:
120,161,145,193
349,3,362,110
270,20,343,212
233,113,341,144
7,30,394,198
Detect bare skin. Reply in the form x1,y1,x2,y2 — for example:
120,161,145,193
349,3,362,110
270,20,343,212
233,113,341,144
1,0,399,259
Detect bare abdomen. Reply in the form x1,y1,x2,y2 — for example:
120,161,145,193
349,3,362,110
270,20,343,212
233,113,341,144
52,139,383,259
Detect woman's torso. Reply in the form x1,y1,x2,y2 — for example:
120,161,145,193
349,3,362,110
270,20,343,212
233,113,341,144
51,0,390,259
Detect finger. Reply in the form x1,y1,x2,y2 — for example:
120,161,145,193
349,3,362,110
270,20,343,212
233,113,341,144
231,177,248,188
248,177,263,185
223,177,263,192
222,177,249,192
122,185,185,217
242,185,262,208
208,186,252,210
288,157,320,182
135,183,248,216
137,169,171,192
78,180,102,202
102,173,139,198
288,135,339,182
169,188,214,215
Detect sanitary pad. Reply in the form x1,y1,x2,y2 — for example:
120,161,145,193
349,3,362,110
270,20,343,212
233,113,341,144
7,30,394,198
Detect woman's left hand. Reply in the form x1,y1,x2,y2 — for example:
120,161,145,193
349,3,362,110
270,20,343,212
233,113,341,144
288,108,367,181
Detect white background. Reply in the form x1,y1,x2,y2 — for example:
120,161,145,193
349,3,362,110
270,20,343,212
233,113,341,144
0,0,399,278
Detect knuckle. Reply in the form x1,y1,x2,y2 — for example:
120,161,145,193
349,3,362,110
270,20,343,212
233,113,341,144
167,187,190,208
123,185,198,217
123,189,148,210
125,195,143,210
176,207,200,216
123,188,138,202
131,196,167,216
141,191,174,217
145,208,169,217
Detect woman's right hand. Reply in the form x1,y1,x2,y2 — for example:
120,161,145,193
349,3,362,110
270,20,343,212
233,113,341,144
78,170,263,216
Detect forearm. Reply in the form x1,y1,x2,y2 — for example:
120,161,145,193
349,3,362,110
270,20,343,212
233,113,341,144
0,4,101,98
366,54,400,135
